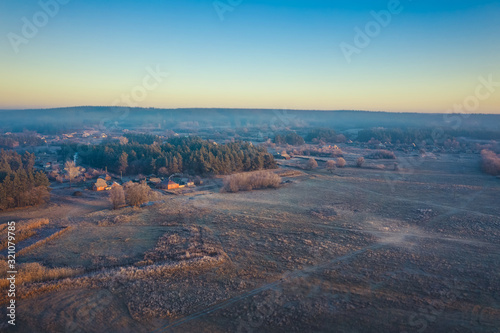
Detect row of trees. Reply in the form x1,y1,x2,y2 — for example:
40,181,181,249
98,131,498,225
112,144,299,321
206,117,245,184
0,150,50,210
307,157,367,172
274,129,346,146
307,157,347,171
61,136,277,176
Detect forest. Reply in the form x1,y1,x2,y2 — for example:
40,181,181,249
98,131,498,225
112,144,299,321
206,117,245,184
0,150,51,210
0,132,44,149
61,136,277,176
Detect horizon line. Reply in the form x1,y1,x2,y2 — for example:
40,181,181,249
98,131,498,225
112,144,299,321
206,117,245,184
1,105,499,116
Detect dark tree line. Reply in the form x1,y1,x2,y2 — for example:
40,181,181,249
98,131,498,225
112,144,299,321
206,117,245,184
0,132,44,149
306,128,337,143
0,150,50,210
274,132,305,145
62,136,277,176
123,133,160,145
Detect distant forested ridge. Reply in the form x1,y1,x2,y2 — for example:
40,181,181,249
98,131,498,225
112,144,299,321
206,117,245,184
61,136,277,176
0,150,50,210
2,107,500,133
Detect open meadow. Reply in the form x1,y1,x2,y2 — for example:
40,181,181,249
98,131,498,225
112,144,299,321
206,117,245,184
1,151,499,332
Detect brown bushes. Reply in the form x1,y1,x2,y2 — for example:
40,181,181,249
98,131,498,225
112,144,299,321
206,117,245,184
222,171,281,193
481,149,500,175
0,262,83,289
18,226,72,256
336,157,346,168
326,160,336,173
307,158,318,170
275,169,304,177
0,218,49,250
366,150,396,159
109,186,126,209
125,181,152,207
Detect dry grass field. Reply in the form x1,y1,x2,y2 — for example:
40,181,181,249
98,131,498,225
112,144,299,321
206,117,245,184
1,152,499,332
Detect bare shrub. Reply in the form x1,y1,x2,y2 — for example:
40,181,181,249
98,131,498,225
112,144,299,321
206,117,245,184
20,218,50,231
158,167,169,176
325,160,336,173
143,226,225,263
307,158,318,170
311,207,337,220
481,149,500,175
356,157,365,168
366,150,396,160
125,181,152,207
275,169,304,177
0,263,82,288
222,171,281,193
337,157,346,168
194,176,203,185
64,160,81,187
109,186,125,209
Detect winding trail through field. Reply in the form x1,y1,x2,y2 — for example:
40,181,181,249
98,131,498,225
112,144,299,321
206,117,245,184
151,242,384,332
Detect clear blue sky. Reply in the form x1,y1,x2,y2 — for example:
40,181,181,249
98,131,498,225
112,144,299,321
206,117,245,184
0,0,499,112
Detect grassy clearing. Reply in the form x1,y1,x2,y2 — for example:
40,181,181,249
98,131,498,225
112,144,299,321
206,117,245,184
17,226,72,256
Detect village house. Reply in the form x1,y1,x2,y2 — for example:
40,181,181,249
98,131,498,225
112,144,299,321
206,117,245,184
99,174,112,181
167,180,179,190
157,180,180,190
93,178,108,191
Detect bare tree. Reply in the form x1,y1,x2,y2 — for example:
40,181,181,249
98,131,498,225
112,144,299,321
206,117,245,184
356,157,365,168
118,136,129,145
481,150,500,175
64,161,80,187
119,152,128,175
307,158,318,170
337,157,346,168
125,181,151,207
109,186,125,209
326,160,336,173
158,167,168,176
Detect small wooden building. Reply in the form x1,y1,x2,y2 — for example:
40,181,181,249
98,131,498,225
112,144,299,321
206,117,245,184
93,178,108,191
167,180,179,190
